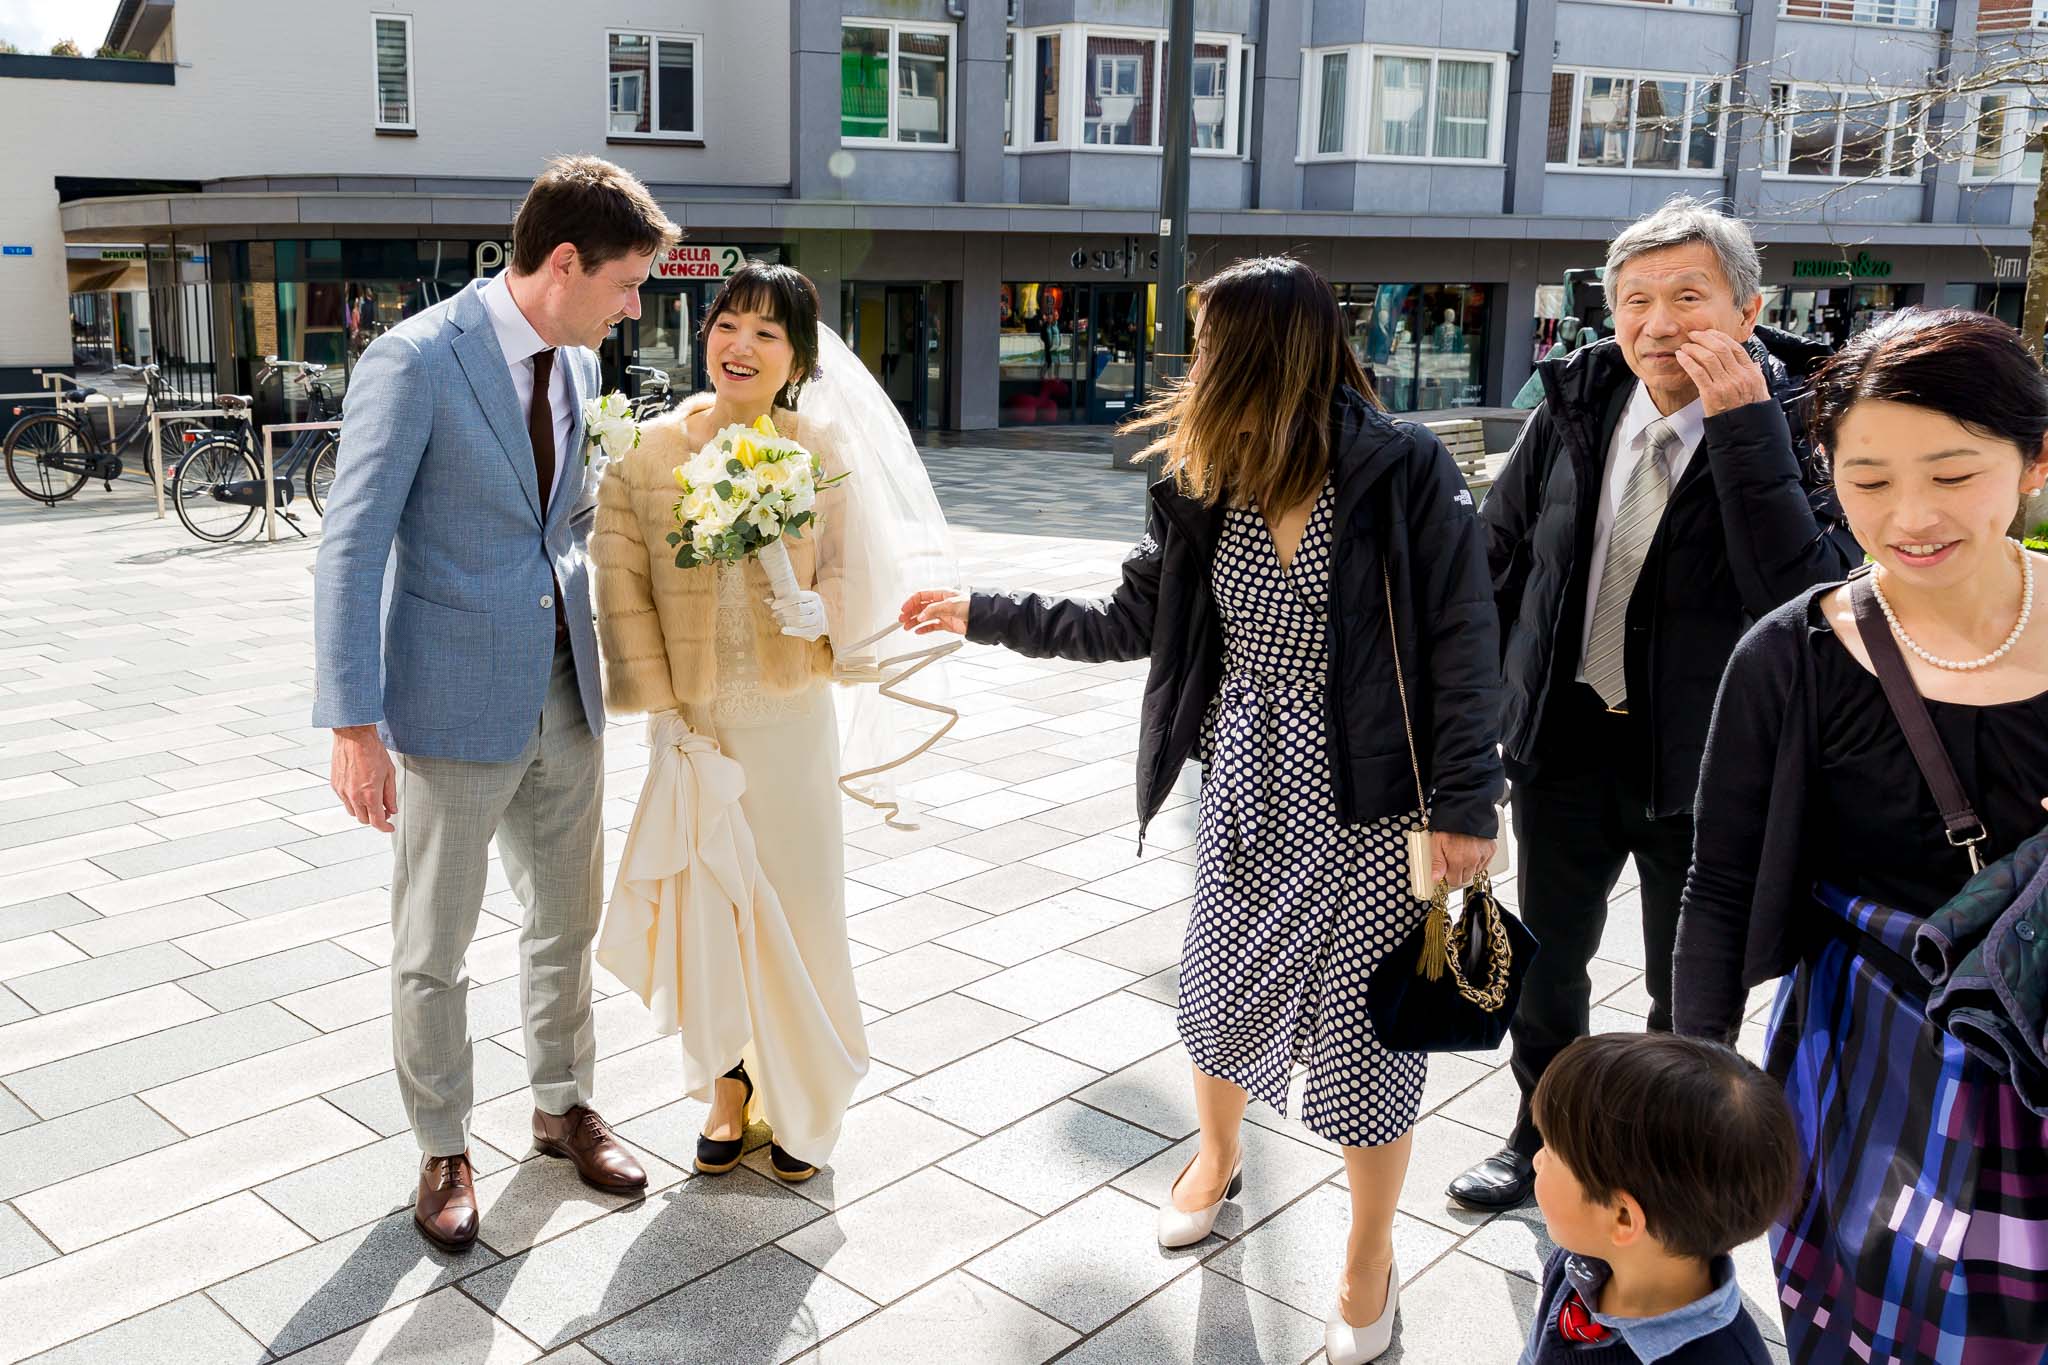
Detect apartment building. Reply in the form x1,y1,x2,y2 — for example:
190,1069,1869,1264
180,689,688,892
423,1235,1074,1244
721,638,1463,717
0,0,2038,429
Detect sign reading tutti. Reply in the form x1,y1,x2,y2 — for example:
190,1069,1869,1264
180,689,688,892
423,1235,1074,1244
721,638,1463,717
1791,251,1892,280
653,245,744,281
1,245,32,257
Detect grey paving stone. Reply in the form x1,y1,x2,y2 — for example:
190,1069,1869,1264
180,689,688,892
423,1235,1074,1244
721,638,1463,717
967,1186,1202,1333
271,1285,539,1365
0,1085,34,1134
780,1167,1034,1304
0,1203,55,1279
1060,1267,1326,1365
957,950,1138,1021
893,1039,1101,1137
255,1129,518,1242
141,1015,393,1134
1209,1183,1460,1319
1020,990,1180,1072
322,1041,531,1137
212,852,390,918
1375,1250,1545,1362
5,1002,316,1119
23,1293,270,1365
208,1206,499,1356
929,863,1085,916
0,894,98,945
1068,901,1191,976
1112,1121,1343,1245
0,983,28,1026
791,1270,1077,1364
738,1095,974,1211
935,818,1080,866
87,819,308,880
862,993,1034,1075
588,1244,873,1365
6,941,207,1013
470,1142,686,1258
179,941,375,1012
853,943,1000,1013
0,1095,186,1201
939,1100,1172,1216
58,896,244,956
463,1169,825,1349
937,892,1144,967
844,894,989,954
0,800,161,857
1074,1043,1198,1139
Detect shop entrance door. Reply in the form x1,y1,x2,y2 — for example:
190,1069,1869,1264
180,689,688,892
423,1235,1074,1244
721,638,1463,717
1085,285,1146,424
844,283,949,431
602,282,709,401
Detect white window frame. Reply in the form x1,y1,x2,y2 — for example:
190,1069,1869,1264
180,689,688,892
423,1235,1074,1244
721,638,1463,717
371,13,415,132
1546,67,1731,175
840,18,958,150
1763,81,1925,184
1963,88,2048,183
1008,24,1249,157
1297,44,1508,166
604,29,705,141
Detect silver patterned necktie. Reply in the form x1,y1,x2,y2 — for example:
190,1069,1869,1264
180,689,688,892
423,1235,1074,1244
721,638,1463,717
1582,418,1679,710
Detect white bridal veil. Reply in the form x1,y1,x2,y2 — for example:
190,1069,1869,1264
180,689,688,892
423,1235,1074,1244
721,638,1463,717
803,325,961,827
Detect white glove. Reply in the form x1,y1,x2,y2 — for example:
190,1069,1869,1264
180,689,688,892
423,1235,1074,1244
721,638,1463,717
768,590,828,641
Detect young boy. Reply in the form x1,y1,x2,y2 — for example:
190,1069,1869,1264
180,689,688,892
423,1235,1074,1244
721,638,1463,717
1520,1033,1798,1363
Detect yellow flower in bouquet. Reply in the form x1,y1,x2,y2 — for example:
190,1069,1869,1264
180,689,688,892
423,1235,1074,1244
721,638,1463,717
667,414,844,572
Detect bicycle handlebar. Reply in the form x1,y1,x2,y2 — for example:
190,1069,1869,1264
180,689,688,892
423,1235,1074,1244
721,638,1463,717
262,356,330,378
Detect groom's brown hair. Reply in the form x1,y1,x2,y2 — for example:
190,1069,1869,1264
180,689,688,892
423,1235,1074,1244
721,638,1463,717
511,155,680,276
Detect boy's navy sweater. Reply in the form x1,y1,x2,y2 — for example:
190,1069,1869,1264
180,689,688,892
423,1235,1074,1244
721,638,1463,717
1522,1249,1773,1364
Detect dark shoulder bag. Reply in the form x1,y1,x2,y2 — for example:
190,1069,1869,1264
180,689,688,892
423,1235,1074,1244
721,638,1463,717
1365,566,1539,1052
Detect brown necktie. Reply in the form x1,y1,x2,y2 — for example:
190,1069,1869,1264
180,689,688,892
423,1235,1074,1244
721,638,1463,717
527,347,567,640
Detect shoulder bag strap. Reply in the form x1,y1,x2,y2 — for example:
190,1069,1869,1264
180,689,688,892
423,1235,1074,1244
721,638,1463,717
1849,573,1989,869
1382,564,1430,830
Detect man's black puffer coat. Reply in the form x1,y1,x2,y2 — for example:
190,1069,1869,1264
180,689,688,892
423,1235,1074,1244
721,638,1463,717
967,387,1505,844
1481,325,1859,819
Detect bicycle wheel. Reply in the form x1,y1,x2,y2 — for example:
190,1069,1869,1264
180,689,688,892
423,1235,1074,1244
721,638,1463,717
170,438,260,542
4,413,93,504
305,438,338,516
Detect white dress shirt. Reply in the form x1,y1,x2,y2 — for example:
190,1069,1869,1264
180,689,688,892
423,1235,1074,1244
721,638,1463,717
1577,381,1705,683
481,272,575,507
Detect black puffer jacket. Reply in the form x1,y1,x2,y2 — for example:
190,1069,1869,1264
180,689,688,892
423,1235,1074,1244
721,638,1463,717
968,388,1504,844
1481,324,1859,819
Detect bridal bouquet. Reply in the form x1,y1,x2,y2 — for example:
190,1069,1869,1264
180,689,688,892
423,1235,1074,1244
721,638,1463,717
668,415,844,599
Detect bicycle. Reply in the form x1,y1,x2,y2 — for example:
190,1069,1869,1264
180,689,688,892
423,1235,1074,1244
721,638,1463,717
168,358,341,544
626,364,678,421
2,363,231,505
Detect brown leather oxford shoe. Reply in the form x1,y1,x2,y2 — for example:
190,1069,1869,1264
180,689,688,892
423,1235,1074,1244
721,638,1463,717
532,1105,648,1193
414,1151,479,1251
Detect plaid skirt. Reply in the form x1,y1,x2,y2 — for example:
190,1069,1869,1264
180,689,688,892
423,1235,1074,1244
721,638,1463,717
1766,884,2048,1363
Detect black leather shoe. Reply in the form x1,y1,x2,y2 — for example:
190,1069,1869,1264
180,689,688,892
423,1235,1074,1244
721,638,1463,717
769,1142,818,1183
1447,1147,1535,1210
695,1062,754,1174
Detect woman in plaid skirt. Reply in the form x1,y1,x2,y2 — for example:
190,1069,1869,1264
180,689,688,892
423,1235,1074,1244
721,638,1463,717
1676,308,2048,1362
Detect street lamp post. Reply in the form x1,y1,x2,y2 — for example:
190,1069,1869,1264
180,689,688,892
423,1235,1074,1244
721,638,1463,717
1154,0,1194,384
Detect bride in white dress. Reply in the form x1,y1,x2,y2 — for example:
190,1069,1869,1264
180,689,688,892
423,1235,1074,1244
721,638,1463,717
591,262,954,1179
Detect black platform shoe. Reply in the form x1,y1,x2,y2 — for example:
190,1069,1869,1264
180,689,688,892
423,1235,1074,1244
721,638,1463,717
769,1142,818,1183
695,1062,754,1174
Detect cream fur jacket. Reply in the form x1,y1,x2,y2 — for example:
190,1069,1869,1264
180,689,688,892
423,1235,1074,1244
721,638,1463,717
592,394,845,717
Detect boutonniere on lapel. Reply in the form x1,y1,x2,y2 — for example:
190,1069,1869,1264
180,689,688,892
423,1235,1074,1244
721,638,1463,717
581,391,641,468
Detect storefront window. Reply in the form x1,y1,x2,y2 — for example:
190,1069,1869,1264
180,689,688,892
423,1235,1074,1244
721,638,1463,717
1760,283,1916,348
1333,283,1490,411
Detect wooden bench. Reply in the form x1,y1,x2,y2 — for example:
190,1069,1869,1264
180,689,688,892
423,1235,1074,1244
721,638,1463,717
1423,418,1496,499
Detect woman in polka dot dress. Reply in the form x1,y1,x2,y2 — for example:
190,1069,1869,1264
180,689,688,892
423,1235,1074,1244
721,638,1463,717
902,258,1503,1364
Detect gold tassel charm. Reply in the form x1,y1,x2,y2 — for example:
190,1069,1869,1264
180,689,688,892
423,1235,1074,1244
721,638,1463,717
1415,888,1451,981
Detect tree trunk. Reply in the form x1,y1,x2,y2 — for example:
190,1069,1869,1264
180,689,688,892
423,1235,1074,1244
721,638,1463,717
2023,130,2048,365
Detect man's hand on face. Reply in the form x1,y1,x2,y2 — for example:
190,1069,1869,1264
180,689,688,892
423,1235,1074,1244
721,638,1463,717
1674,329,1771,417
331,725,398,834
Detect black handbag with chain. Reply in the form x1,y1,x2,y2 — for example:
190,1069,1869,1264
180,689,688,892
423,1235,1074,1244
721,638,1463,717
1363,565,1538,1053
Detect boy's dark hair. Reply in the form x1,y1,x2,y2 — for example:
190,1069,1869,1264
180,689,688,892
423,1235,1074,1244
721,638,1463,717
511,155,680,276
700,262,822,410
1533,1033,1798,1262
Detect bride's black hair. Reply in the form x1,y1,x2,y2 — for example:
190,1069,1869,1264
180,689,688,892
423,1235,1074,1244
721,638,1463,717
700,261,822,410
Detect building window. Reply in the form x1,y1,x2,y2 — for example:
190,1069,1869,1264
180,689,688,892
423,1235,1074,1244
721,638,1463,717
841,20,954,147
1333,283,1491,412
607,31,701,139
1964,89,2048,182
372,14,414,131
1033,33,1061,143
1546,69,1727,172
1767,83,1922,180
1004,32,1014,147
1302,46,1503,163
1085,36,1157,145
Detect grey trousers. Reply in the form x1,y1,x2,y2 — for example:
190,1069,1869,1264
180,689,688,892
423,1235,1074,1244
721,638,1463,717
390,643,604,1156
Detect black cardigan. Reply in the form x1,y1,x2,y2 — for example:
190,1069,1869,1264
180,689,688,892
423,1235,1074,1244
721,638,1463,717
1672,586,1837,1038
968,389,1504,843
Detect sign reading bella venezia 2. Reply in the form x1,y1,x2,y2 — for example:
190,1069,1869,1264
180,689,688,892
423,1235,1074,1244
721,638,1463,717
473,241,743,280
1789,251,1893,280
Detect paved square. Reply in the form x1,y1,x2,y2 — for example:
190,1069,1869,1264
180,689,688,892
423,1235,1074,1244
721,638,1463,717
0,453,1785,1362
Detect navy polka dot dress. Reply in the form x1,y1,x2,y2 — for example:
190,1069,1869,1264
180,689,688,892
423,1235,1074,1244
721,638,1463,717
1179,482,1428,1149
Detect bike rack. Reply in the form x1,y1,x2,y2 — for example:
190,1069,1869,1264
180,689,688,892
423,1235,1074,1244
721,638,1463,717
31,370,122,442
260,421,342,543
148,403,250,522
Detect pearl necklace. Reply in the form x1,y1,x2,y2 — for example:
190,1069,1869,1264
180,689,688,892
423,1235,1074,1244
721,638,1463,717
1870,537,2034,671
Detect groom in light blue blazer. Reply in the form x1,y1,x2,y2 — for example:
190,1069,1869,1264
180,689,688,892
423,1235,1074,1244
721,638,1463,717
313,157,678,1251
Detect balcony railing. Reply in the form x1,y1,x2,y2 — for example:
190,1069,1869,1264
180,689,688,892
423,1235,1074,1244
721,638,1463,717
1779,0,1937,26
